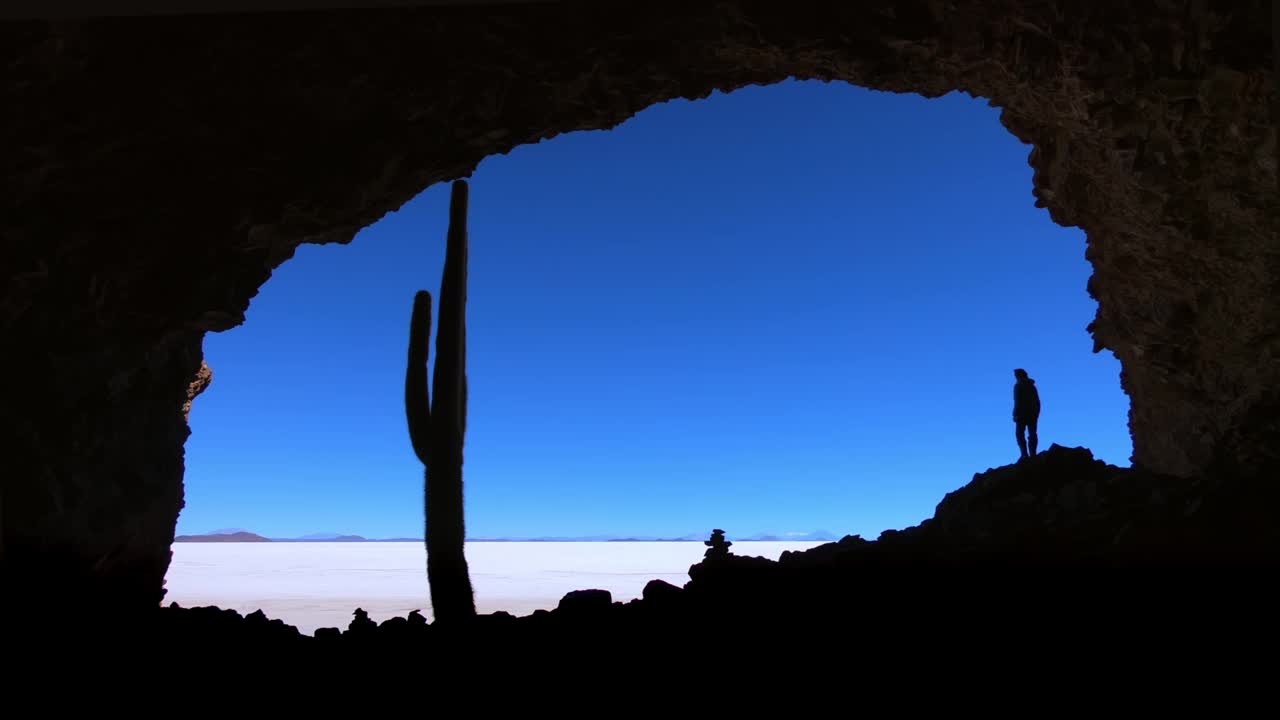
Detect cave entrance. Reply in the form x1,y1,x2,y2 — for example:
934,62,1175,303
168,79,1132,631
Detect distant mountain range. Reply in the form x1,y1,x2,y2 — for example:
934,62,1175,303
174,531,271,542
173,529,841,543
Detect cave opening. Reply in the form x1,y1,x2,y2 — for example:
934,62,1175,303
166,79,1132,628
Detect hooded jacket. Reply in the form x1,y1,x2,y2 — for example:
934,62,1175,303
1014,377,1041,422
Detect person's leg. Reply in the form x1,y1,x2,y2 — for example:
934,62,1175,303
1028,419,1038,456
1015,421,1028,459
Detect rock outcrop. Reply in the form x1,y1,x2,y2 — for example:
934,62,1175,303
1,1,1275,606
10,447,1276,678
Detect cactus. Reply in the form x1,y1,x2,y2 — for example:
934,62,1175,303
405,179,476,622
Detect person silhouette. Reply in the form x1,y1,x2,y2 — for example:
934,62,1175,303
1013,368,1040,460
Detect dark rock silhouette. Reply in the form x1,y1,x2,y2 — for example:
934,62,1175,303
347,607,377,638
703,529,733,559
405,180,476,622
558,589,613,616
19,446,1273,680
641,579,683,606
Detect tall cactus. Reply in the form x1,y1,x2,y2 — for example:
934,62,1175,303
405,179,476,622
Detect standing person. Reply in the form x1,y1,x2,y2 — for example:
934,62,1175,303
1013,368,1040,460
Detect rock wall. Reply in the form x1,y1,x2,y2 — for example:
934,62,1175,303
1,0,1275,606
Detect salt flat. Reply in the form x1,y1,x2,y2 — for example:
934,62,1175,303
164,541,826,635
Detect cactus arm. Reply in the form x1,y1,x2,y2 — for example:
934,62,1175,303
405,290,433,466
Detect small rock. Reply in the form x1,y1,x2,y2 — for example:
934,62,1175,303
642,579,682,605
379,615,408,631
558,588,612,614
348,607,377,634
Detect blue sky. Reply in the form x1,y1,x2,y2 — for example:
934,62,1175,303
180,80,1132,540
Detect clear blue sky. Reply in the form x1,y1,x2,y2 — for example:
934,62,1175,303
180,80,1132,540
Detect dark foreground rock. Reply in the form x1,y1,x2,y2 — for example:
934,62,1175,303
6,446,1277,685
4,0,1277,613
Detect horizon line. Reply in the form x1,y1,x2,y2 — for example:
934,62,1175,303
176,529,844,542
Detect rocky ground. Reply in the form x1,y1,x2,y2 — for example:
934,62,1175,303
10,445,1276,678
